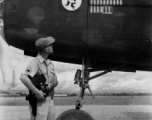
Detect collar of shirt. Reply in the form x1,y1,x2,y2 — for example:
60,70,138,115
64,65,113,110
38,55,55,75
37,54,52,65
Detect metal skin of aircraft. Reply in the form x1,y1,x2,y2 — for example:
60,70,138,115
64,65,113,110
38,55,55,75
1,0,152,119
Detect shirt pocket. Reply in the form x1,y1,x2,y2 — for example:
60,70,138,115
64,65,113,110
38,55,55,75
50,69,55,75
48,69,56,83
48,65,55,75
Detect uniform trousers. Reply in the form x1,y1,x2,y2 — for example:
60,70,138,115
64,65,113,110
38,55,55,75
29,97,55,120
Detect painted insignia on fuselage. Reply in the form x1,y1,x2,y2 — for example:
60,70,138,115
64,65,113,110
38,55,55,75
62,0,82,11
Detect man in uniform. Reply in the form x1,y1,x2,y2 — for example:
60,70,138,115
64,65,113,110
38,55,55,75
20,37,58,120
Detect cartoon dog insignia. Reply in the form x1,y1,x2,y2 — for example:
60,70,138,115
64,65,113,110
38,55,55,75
65,0,76,9
62,0,82,11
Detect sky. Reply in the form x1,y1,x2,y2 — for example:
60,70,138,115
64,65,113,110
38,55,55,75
1,26,152,94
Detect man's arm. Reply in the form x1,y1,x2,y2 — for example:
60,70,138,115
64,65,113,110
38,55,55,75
20,74,39,94
50,76,58,88
46,76,58,91
20,74,45,101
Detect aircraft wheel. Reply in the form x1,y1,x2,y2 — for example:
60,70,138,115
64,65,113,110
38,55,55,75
56,109,94,120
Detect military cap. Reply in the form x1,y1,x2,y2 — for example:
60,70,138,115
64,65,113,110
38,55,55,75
35,37,55,51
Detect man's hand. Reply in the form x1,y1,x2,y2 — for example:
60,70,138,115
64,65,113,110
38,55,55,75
46,76,58,91
35,90,45,102
46,84,52,91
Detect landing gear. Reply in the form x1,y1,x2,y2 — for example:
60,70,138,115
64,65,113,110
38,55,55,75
56,109,94,120
74,68,95,109
74,59,110,109
56,59,110,120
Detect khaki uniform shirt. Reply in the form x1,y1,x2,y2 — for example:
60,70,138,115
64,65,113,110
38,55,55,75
23,54,57,98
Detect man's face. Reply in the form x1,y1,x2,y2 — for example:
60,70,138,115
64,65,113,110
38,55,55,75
46,44,53,54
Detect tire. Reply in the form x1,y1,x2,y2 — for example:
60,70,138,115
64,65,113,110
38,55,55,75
56,109,94,120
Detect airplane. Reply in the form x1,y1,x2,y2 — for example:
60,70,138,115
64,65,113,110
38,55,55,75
1,0,152,119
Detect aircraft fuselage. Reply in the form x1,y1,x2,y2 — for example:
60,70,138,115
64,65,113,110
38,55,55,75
3,0,152,72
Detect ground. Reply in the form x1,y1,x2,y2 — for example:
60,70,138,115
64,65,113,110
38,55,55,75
0,105,152,120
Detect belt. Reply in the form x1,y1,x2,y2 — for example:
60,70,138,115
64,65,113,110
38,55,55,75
46,96,53,100
45,91,54,100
